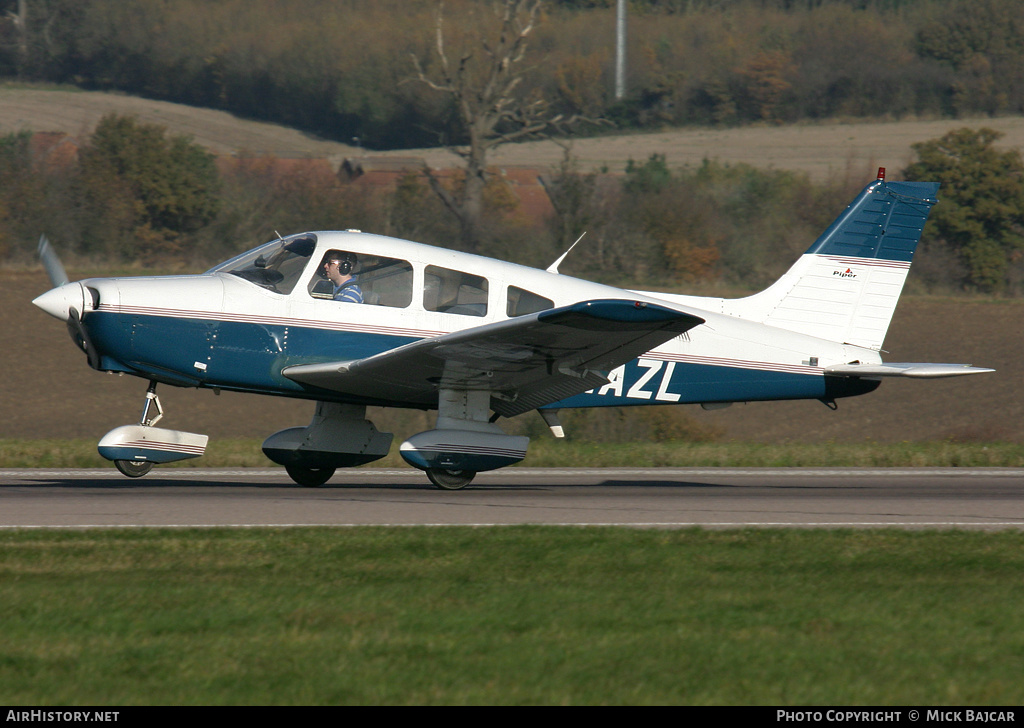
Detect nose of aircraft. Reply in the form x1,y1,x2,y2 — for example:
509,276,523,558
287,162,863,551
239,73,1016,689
32,282,85,321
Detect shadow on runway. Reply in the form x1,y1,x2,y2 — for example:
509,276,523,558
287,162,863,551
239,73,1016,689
595,479,739,489
1,474,540,492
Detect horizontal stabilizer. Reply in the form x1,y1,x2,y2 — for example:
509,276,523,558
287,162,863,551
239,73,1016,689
825,362,995,378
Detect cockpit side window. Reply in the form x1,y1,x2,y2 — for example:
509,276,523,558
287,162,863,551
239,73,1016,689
212,234,317,295
308,250,413,307
507,286,554,317
424,266,488,316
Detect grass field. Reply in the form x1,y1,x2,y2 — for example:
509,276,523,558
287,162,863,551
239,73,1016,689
2,527,1022,705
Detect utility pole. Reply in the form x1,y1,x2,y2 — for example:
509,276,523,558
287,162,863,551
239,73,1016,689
614,0,626,100
8,0,28,76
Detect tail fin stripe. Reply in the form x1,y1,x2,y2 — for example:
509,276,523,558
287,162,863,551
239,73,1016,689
822,255,910,270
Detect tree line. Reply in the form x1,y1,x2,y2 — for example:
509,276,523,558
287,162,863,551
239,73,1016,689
1,0,1022,150
2,114,1021,294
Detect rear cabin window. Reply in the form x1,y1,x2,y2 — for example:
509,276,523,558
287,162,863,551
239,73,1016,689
309,251,413,308
507,286,554,317
424,266,488,316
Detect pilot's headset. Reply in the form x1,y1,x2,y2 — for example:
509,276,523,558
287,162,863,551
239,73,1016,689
321,251,357,278
337,252,357,275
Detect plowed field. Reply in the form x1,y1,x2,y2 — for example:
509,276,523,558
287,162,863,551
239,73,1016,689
4,87,1024,180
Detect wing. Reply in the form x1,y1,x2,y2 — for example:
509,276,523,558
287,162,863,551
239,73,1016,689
825,362,995,378
283,299,704,417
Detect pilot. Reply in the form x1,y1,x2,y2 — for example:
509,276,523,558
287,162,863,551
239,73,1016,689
323,251,363,303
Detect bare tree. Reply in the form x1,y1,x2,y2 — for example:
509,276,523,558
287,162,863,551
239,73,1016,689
4,0,28,73
3,0,62,78
411,0,574,251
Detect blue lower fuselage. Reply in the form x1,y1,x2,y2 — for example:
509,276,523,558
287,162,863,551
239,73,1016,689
85,311,878,409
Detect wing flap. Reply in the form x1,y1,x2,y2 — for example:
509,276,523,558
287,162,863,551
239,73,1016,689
283,299,704,415
825,362,995,378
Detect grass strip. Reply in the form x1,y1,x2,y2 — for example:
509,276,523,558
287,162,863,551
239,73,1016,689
0,527,1022,705
2,438,1023,469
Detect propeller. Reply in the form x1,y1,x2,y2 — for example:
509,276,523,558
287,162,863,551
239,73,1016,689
32,236,102,369
32,235,81,320
38,234,69,288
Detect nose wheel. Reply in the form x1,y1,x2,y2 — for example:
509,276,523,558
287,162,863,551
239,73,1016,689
114,460,155,478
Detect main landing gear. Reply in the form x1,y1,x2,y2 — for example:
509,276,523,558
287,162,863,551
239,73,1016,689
262,402,394,487
425,469,476,490
398,390,526,490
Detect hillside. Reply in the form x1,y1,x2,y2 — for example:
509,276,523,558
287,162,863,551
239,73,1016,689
4,87,1024,180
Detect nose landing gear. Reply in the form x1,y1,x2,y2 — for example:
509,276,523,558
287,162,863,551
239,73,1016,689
98,382,209,478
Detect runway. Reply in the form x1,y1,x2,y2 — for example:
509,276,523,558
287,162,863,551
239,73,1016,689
1,467,1023,529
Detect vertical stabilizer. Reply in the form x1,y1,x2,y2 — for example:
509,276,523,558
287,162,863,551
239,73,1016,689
725,174,939,350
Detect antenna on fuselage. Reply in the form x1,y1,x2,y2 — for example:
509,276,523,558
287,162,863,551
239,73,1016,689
546,232,586,275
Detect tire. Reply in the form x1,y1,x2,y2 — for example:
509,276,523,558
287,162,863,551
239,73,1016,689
426,469,476,490
285,465,336,487
114,459,154,478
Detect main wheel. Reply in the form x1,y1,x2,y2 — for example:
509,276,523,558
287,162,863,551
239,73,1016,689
114,459,154,478
285,465,336,487
426,469,476,490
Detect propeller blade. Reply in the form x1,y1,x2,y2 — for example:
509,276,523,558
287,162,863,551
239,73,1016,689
38,235,69,288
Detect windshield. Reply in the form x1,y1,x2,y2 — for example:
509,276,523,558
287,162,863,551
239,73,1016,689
208,234,317,295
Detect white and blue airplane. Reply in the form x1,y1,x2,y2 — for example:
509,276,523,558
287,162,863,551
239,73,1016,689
33,169,992,488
